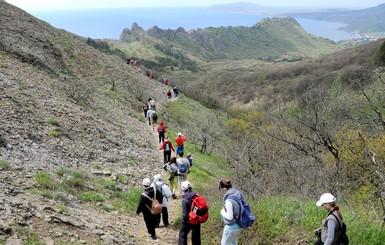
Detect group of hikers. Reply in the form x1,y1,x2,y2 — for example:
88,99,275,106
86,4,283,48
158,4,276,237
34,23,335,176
137,86,255,244
136,73,347,245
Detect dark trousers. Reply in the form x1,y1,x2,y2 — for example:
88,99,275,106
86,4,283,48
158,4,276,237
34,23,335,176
164,150,171,164
178,222,201,245
314,238,323,245
143,213,157,237
156,207,169,227
159,132,165,143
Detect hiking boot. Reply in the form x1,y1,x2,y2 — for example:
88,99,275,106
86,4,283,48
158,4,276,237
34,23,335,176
164,224,169,227
172,193,177,199
151,235,157,240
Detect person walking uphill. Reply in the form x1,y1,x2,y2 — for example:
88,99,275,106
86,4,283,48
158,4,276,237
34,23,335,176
153,174,172,228
136,178,163,240
157,121,167,143
219,179,244,245
178,181,201,245
314,193,347,245
160,136,175,164
175,132,187,155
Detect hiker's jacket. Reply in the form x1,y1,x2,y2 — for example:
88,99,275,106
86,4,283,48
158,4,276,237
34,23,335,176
221,188,242,226
175,135,186,146
181,190,196,223
136,186,163,216
321,209,342,245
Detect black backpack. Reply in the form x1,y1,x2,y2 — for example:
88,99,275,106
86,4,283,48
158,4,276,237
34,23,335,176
152,112,158,121
330,213,349,245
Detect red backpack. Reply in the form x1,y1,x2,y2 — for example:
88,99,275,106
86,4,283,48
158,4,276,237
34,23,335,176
189,193,209,224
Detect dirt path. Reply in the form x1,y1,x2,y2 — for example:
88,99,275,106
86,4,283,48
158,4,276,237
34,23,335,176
136,98,181,244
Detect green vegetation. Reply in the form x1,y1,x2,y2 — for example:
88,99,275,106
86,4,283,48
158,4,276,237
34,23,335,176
48,118,60,126
32,168,142,214
0,160,11,170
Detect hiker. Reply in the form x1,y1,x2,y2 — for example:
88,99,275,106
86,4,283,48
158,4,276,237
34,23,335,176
151,110,158,130
177,151,190,186
150,99,157,111
219,179,245,245
136,178,163,240
143,102,148,119
157,121,167,143
173,85,179,97
146,106,153,126
178,181,201,245
153,174,172,227
165,78,169,85
314,193,345,245
160,136,175,164
167,89,172,99
175,132,187,155
187,152,192,167
164,156,178,199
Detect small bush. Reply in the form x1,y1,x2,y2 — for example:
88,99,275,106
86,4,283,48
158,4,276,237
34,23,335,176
55,167,70,177
49,130,60,137
55,204,69,214
35,172,55,190
81,191,104,203
0,160,11,170
66,170,86,189
48,118,60,126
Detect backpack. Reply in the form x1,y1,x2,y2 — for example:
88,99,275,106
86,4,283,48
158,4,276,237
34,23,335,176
189,193,209,224
330,213,349,245
226,195,255,228
142,187,162,215
178,164,188,174
152,111,158,121
164,141,170,151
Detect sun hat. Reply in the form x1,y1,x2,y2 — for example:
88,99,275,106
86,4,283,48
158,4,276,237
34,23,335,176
177,132,182,136
316,193,336,206
153,174,162,182
180,181,191,191
142,178,151,187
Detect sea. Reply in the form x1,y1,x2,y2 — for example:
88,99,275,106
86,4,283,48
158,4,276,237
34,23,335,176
30,7,355,42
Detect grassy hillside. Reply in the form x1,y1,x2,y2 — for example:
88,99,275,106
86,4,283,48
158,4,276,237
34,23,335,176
112,17,355,74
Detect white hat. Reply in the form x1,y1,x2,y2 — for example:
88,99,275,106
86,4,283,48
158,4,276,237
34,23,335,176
153,174,162,182
142,178,151,187
181,181,191,191
177,132,182,136
316,193,336,206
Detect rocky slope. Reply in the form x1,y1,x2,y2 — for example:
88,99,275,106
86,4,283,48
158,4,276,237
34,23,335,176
0,1,179,244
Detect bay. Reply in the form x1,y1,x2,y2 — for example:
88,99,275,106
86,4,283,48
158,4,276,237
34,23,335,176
31,7,354,41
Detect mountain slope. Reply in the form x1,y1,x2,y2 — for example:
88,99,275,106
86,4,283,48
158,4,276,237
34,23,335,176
116,17,349,73
0,1,174,243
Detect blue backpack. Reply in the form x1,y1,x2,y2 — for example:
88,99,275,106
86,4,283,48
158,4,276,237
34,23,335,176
227,195,255,228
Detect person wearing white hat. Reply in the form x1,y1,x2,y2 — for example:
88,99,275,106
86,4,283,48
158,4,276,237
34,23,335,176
153,174,172,227
314,193,344,245
136,178,163,240
178,181,201,245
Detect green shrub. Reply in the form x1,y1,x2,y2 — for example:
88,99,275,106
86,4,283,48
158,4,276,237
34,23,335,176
55,204,68,214
48,118,60,126
0,160,11,170
35,172,55,190
55,167,69,176
66,170,86,189
49,130,60,137
81,191,104,203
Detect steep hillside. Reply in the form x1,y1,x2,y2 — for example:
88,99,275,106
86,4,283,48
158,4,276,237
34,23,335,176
0,1,176,244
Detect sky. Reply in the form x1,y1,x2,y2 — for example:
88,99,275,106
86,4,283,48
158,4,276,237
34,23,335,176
4,0,385,11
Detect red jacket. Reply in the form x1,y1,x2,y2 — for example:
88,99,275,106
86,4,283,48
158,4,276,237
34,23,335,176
175,135,187,146
159,140,175,152
157,121,167,134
